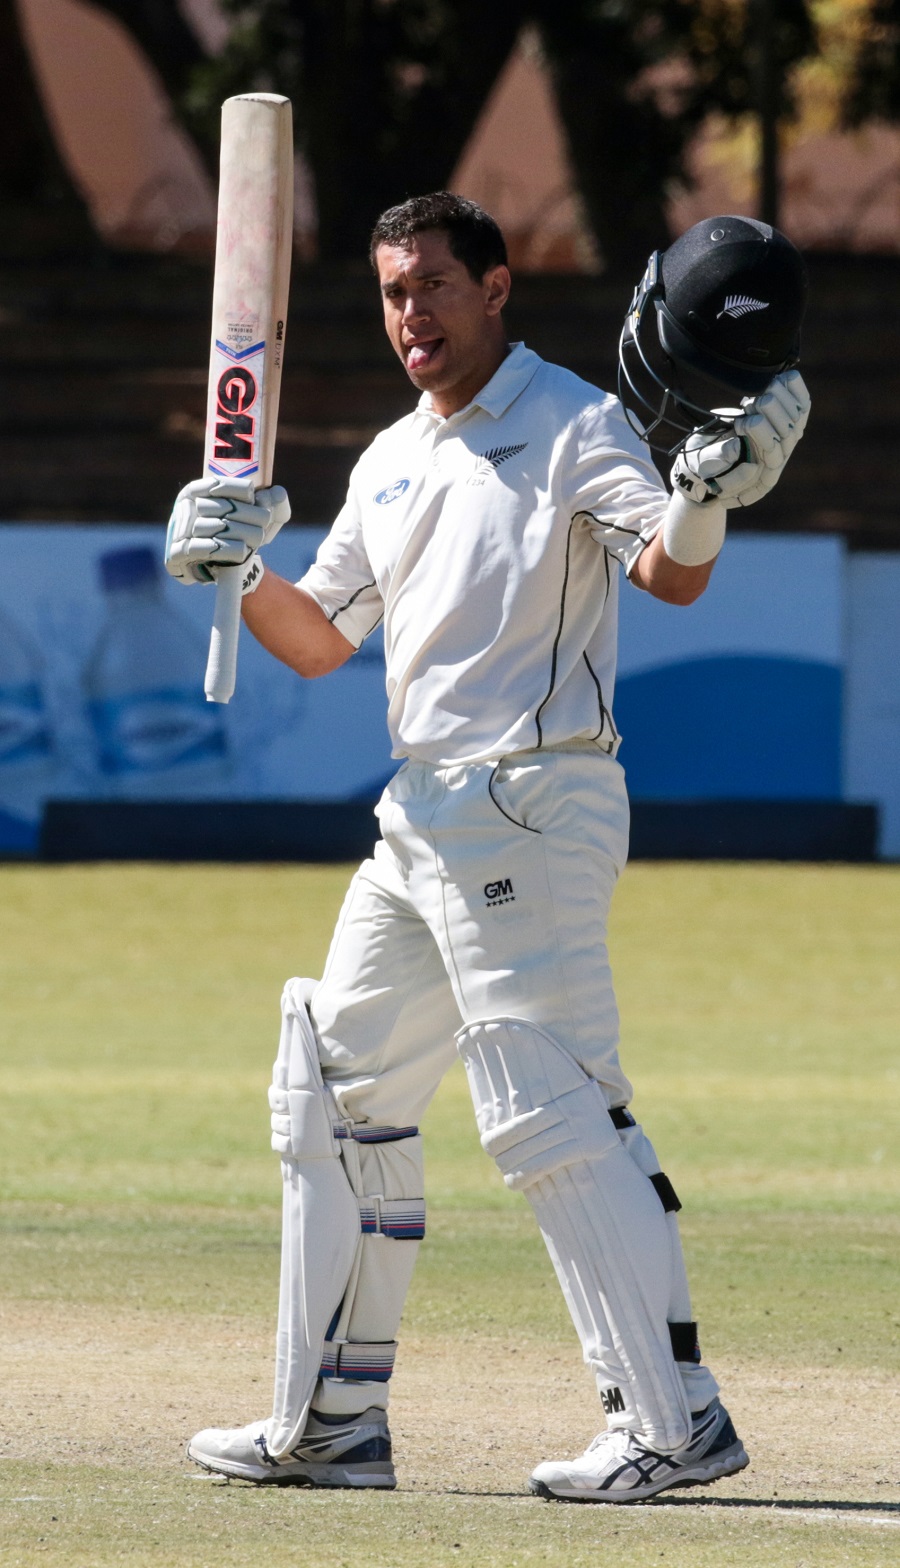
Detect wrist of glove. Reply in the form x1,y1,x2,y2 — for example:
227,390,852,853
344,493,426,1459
670,368,810,511
164,477,290,586
240,554,266,597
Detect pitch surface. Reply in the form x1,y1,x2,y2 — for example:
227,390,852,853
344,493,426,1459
0,863,897,1565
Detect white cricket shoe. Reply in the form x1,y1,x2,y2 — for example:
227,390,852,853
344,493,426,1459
187,1407,395,1488
529,1399,749,1503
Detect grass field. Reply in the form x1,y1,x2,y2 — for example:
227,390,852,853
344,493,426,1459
0,861,898,1567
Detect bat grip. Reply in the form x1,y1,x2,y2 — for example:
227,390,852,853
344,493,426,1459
204,567,243,704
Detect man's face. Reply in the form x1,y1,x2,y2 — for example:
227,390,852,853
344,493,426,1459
375,230,510,414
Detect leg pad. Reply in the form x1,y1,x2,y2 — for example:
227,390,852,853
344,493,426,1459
457,1017,692,1453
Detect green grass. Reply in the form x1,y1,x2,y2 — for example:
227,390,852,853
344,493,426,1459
2,1466,898,1568
1,863,898,1566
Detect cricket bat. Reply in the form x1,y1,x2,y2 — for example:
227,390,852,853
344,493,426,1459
203,93,294,704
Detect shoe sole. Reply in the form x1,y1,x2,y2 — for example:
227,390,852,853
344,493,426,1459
529,1440,749,1504
187,1443,396,1489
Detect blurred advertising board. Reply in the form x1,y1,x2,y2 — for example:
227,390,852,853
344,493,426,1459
0,527,391,853
0,528,895,857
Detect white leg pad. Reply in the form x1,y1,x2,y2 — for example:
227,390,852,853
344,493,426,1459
457,1018,692,1452
614,1114,719,1413
268,980,360,1457
614,1117,694,1324
313,1133,424,1419
267,979,425,1453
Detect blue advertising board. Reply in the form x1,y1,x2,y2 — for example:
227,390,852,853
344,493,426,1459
1,526,895,856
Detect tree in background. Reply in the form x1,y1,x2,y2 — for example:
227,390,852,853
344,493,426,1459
177,0,527,263
10,0,895,270
180,0,819,275
89,0,214,168
844,0,900,122
538,0,817,271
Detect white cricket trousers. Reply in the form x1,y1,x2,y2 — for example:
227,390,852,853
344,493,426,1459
312,742,634,1125
295,743,717,1440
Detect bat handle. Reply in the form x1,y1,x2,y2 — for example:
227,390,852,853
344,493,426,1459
204,567,243,704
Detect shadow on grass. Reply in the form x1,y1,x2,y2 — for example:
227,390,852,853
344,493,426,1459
528,1494,900,1514
427,1490,900,1514
648,1496,900,1514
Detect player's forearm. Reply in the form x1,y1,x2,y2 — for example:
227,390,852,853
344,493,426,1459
241,570,355,677
629,525,718,605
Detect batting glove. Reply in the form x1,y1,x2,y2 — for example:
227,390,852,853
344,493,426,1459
164,477,291,588
671,369,810,509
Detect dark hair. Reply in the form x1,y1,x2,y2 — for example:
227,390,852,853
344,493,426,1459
369,192,507,281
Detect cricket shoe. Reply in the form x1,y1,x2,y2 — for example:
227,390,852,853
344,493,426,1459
529,1398,749,1503
187,1407,395,1488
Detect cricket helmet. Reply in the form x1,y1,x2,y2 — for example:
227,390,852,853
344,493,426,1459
618,215,808,456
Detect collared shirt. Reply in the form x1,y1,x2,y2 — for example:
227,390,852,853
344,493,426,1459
297,343,668,765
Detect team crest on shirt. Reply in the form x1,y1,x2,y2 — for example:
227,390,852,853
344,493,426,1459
374,477,410,505
468,443,528,486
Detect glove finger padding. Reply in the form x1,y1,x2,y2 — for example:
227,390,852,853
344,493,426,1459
735,412,784,470
672,428,758,506
740,370,810,457
164,478,291,585
253,485,292,538
180,476,257,507
176,533,258,568
769,368,810,425
686,432,744,481
672,367,810,510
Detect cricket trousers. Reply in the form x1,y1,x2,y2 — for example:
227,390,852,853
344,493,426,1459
274,743,718,1443
314,743,634,1124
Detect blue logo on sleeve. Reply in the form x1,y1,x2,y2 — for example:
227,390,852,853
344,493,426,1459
374,478,410,505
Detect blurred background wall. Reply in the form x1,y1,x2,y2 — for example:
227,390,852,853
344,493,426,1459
14,0,900,261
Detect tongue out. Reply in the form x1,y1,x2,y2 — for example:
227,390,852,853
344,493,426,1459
407,340,441,371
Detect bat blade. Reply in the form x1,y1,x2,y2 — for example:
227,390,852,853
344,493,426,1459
203,93,294,704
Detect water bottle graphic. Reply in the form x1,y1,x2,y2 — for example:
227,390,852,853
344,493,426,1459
85,547,230,797
0,605,55,845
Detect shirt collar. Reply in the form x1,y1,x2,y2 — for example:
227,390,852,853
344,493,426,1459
416,342,543,425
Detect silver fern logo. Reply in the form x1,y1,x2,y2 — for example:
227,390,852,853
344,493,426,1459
717,295,770,319
469,442,528,485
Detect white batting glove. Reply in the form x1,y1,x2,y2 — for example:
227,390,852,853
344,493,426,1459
164,477,291,588
671,369,810,510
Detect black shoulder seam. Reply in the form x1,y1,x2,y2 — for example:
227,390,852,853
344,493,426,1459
534,522,574,748
327,579,378,624
573,508,645,541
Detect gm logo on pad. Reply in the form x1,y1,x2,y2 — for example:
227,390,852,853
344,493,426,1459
375,477,410,505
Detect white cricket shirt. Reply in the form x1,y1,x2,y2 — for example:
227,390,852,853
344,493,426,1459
298,343,668,765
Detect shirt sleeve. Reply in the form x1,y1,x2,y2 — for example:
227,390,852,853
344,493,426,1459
295,471,385,649
562,395,669,576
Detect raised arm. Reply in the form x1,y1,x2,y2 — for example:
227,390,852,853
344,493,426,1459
631,369,811,607
242,570,354,677
629,526,716,605
165,475,364,680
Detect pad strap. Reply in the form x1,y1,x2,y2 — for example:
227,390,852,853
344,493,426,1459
359,1198,425,1239
669,1321,701,1364
650,1171,682,1213
335,1124,419,1144
608,1106,636,1130
610,1107,681,1212
319,1341,397,1381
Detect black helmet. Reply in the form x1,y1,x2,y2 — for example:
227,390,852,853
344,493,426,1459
618,215,808,457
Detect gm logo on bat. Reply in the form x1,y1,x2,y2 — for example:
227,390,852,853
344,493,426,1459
375,478,410,505
214,366,258,462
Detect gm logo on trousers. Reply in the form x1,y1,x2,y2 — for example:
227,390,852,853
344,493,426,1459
484,878,515,907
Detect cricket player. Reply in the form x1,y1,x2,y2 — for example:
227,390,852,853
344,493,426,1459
166,195,809,1502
